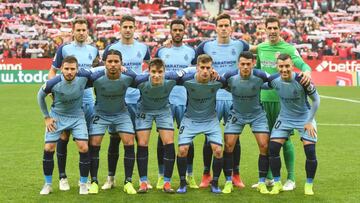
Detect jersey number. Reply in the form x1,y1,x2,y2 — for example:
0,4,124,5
93,116,100,124
274,120,282,129
227,114,238,124
179,126,185,134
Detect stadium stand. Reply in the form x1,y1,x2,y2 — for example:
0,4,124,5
0,0,360,60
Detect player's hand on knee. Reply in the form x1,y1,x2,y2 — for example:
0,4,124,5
299,71,311,86
304,123,317,138
45,117,57,132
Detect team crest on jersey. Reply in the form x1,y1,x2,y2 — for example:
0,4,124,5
88,53,92,60
293,90,298,96
210,88,215,93
231,49,236,56
212,51,216,55
165,54,170,59
184,54,189,61
190,88,195,92
137,51,142,58
251,85,256,91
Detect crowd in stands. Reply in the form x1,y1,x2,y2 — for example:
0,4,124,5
1,0,360,60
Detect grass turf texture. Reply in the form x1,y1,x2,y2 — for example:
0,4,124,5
0,85,359,203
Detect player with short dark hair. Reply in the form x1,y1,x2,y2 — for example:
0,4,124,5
266,54,320,195
252,17,312,190
221,51,271,194
154,19,198,189
196,13,250,189
87,50,138,195
47,17,99,191
101,15,151,190
38,56,92,195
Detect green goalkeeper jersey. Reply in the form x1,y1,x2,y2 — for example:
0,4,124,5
256,40,312,102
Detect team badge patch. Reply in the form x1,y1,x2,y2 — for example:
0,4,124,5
231,48,236,56
293,90,298,96
184,54,189,61
137,51,142,58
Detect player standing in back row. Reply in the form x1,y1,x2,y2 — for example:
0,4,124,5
253,17,312,191
47,17,99,191
101,15,151,190
196,13,250,188
155,19,198,189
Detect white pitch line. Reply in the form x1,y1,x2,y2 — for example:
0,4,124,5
318,123,360,127
320,95,360,103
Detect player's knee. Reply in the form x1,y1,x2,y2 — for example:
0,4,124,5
137,138,148,147
122,135,135,145
212,146,223,158
44,143,56,152
224,142,234,153
269,141,282,157
89,136,102,146
304,144,316,160
178,146,189,157
162,136,174,145
77,142,88,153
258,142,268,154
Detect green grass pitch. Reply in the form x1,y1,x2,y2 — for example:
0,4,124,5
0,85,359,202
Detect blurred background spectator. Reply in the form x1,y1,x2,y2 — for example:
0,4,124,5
0,0,359,60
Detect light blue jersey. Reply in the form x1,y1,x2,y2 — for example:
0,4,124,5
135,73,178,113
87,70,136,136
103,40,150,104
196,39,249,100
38,70,91,117
268,73,318,122
52,42,99,104
155,45,196,105
134,72,180,131
268,73,320,143
223,69,270,134
224,69,268,116
37,70,91,142
177,74,226,146
89,69,136,115
180,74,224,121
